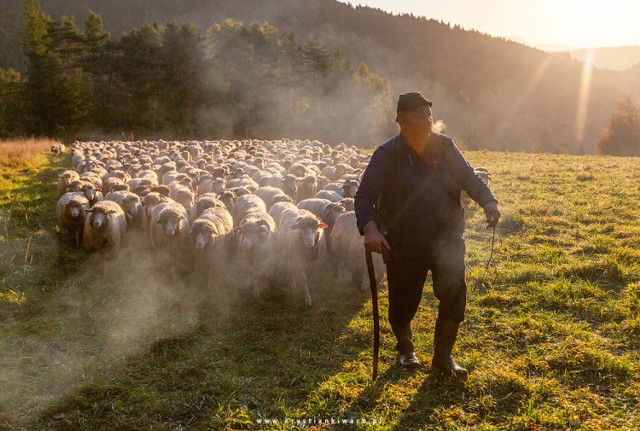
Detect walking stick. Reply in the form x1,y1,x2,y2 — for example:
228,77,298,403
366,245,389,381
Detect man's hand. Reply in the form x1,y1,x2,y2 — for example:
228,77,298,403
483,201,501,228
363,221,390,254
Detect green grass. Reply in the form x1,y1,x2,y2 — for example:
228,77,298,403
0,150,639,430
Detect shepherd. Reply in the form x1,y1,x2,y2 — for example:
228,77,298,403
355,92,501,377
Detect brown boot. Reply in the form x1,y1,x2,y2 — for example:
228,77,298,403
431,318,468,378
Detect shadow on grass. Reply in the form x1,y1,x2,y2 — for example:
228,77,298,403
12,250,372,430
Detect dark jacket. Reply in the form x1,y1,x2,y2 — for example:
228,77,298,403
354,133,496,245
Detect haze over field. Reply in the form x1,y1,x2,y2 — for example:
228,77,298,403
1,0,639,155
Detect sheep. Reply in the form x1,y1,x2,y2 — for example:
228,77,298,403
297,198,346,275
474,167,492,185
295,175,318,203
339,198,354,211
190,193,225,222
268,201,298,228
255,186,293,210
57,170,80,196
341,179,360,199
231,194,267,226
331,211,385,290
281,174,299,198
234,209,276,299
217,190,237,212
141,192,169,237
149,201,191,274
226,175,259,193
314,190,343,202
50,143,66,153
188,207,234,289
274,208,328,306
104,190,142,227
83,200,127,253
56,192,90,246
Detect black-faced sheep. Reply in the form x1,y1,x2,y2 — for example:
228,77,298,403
56,192,90,246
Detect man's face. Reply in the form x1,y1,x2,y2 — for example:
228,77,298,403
398,105,433,141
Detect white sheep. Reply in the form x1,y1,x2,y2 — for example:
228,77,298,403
274,208,328,306
83,200,127,253
331,211,384,290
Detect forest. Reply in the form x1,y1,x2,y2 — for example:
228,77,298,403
1,0,639,154
0,0,393,146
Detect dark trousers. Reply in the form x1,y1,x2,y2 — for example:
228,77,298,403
386,236,467,354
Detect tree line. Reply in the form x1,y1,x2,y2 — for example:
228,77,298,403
0,0,394,146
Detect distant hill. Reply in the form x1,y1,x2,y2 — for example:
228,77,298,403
0,0,636,153
567,46,640,71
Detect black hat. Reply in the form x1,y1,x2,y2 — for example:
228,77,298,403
396,92,432,113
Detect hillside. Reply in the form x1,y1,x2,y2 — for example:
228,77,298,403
0,0,637,152
568,46,640,71
0,144,638,429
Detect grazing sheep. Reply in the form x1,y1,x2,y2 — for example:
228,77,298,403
56,193,90,246
83,200,127,253
331,211,384,290
57,170,80,196
50,143,66,153
274,208,328,306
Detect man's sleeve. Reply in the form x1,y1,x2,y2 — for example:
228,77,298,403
354,147,387,235
448,140,497,207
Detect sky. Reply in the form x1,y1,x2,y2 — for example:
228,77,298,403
339,0,640,48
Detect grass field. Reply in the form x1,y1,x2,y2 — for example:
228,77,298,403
0,145,639,430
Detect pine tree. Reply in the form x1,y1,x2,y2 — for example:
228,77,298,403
23,0,66,136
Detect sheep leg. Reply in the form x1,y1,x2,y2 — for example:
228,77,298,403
296,270,312,306
252,276,261,299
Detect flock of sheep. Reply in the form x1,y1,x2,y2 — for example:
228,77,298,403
55,139,385,306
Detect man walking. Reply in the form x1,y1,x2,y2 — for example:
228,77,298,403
355,92,500,377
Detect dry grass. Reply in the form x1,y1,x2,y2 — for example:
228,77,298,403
0,138,61,167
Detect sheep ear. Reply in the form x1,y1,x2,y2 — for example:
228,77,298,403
234,226,241,234
85,208,94,213
290,217,301,230
319,223,328,229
